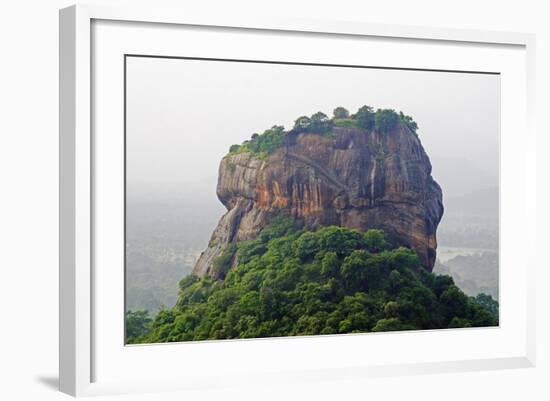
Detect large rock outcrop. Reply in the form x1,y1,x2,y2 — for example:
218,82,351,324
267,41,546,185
193,124,443,278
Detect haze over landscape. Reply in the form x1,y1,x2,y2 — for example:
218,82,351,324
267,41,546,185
126,57,499,314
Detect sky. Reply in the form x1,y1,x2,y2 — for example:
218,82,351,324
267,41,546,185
126,56,500,201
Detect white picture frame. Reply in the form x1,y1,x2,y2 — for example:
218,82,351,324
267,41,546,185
59,4,536,397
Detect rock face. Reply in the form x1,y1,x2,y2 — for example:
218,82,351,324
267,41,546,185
193,124,443,278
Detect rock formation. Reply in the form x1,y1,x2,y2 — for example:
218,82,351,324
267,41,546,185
193,123,443,278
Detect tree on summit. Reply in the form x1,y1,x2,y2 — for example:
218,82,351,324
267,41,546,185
333,106,350,119
354,105,375,130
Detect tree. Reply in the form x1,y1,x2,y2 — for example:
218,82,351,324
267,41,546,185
354,105,375,130
293,231,319,261
126,310,152,342
341,250,380,290
321,251,339,277
383,301,400,318
363,229,387,252
399,111,418,134
311,111,329,122
472,293,499,320
388,270,404,293
310,112,331,133
440,285,469,319
372,318,414,332
374,109,400,132
333,107,350,119
431,274,455,297
316,226,364,255
448,317,472,328
471,307,496,327
294,116,311,131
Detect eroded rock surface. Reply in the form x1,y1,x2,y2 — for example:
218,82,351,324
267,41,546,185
193,125,443,278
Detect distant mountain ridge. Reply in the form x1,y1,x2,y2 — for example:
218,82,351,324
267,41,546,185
430,156,497,199
444,186,498,219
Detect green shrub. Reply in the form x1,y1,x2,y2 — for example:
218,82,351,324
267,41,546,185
333,118,359,128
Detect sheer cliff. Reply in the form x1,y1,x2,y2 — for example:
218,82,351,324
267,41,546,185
193,122,443,278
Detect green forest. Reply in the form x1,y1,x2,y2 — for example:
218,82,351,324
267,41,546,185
127,217,498,344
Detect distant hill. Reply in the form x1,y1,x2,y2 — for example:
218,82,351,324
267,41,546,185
126,181,226,313
434,252,498,300
430,157,497,199
444,186,499,219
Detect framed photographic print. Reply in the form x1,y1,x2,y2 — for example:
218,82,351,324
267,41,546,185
59,4,536,397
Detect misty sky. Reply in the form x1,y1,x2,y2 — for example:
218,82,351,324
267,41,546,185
126,56,500,201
